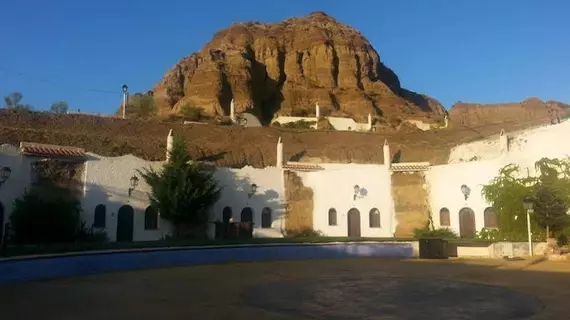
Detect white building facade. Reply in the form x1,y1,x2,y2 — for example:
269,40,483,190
1,120,569,242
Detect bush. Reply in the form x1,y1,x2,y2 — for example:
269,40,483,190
413,226,458,239
285,227,323,238
9,190,83,244
557,234,569,247
180,104,204,121
476,228,501,241
283,120,315,129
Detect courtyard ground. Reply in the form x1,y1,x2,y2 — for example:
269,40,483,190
0,258,569,319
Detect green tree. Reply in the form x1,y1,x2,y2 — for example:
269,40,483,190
139,136,221,237
50,101,69,113
127,94,157,118
3,92,32,111
482,157,570,241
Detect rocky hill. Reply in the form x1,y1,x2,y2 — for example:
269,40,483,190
150,11,447,124
449,98,570,127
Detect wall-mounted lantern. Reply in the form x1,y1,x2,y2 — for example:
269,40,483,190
353,184,360,201
0,166,11,189
248,183,258,198
460,184,471,200
128,175,139,197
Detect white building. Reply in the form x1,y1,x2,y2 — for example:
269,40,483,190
0,120,568,242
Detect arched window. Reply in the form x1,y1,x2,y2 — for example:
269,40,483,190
261,207,272,228
241,207,254,223
144,206,158,230
439,207,450,227
222,207,232,224
328,208,337,226
369,208,381,228
93,204,106,228
484,207,498,229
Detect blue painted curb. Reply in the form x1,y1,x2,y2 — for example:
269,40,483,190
0,243,414,284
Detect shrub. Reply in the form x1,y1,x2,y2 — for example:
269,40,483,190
413,226,458,239
283,120,315,129
557,234,569,247
180,104,204,121
476,228,501,241
285,227,323,238
9,190,83,244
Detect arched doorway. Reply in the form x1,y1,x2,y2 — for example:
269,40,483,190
222,207,232,224
458,207,476,238
261,207,272,228
0,202,4,243
241,207,253,223
116,205,134,242
347,208,361,237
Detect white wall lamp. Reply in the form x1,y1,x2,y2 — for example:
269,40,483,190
0,167,11,189
128,175,139,197
353,184,360,201
248,183,258,199
460,184,471,200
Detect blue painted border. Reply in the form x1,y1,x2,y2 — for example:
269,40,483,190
0,243,414,284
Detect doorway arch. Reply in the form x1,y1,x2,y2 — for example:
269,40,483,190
116,205,135,242
347,208,361,237
458,207,476,238
241,207,254,223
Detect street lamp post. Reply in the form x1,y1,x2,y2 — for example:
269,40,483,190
122,84,129,119
523,197,534,256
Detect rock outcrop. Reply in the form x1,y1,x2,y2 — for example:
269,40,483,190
449,98,570,128
152,11,447,124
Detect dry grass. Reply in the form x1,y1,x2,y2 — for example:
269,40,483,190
0,110,553,167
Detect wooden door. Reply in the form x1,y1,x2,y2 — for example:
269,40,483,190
459,207,476,238
347,208,361,237
116,205,134,242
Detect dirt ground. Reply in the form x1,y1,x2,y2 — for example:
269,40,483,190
0,110,554,167
0,258,569,319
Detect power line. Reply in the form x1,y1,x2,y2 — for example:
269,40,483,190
0,66,120,95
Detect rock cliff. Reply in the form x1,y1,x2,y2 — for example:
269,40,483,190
152,11,447,124
449,98,570,127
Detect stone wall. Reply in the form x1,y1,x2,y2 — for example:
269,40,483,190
392,172,429,237
283,170,314,230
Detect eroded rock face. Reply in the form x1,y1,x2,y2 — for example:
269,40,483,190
153,11,447,123
449,98,570,128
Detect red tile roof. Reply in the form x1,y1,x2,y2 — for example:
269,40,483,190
19,142,86,158
282,162,325,172
390,162,430,172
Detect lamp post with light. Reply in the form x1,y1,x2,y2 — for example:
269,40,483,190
248,183,257,199
523,197,534,256
122,84,129,119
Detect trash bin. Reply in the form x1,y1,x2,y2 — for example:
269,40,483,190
419,238,449,259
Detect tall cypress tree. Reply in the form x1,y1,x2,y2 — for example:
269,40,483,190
139,136,221,236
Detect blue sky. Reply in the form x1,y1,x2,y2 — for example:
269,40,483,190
1,0,568,113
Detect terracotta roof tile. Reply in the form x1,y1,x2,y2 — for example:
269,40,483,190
390,162,430,172
282,162,325,172
19,142,86,158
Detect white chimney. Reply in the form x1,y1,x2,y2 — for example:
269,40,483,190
315,102,320,118
383,139,391,167
166,129,174,162
276,137,283,168
367,113,372,131
444,115,449,128
499,129,508,154
230,99,236,122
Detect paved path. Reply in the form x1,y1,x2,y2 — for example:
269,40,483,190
0,258,569,319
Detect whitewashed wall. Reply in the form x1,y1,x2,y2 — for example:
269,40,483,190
0,145,33,236
300,164,395,237
83,153,172,242
427,120,570,235
425,159,502,235
210,166,286,238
